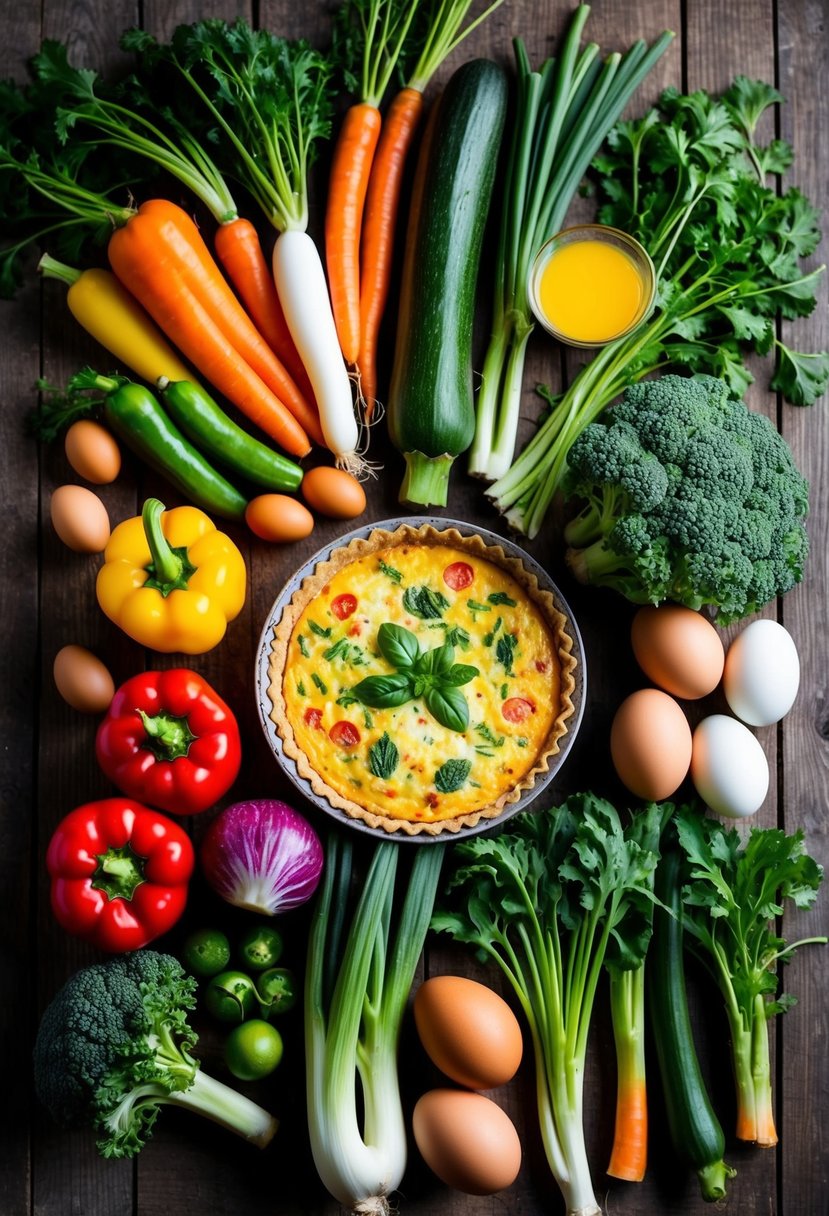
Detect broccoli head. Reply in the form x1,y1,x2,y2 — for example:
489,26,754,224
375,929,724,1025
34,950,277,1159
562,374,809,623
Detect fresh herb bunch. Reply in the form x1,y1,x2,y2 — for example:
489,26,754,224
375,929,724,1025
490,77,829,537
432,794,663,1216
349,622,478,731
675,806,826,1148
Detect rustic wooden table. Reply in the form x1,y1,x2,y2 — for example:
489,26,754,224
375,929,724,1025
2,1,827,1214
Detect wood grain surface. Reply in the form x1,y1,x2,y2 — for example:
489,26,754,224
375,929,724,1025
1,1,827,1214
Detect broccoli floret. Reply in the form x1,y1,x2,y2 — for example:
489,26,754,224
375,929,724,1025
34,951,277,1159
563,374,809,623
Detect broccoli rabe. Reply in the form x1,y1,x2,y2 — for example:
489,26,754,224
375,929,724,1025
33,950,277,1158
563,375,809,623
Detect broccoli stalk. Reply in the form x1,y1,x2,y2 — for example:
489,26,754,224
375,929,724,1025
34,950,277,1158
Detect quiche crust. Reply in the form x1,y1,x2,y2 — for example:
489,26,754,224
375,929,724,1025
266,522,578,837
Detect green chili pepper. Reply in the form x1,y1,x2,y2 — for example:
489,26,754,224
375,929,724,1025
158,378,303,493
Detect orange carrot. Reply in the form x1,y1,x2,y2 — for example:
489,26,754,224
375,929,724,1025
607,966,648,1182
325,103,382,365
607,1076,648,1182
130,201,324,447
108,210,312,458
357,86,424,417
213,217,316,405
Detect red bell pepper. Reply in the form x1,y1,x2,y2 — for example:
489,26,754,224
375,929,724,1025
95,669,241,816
46,798,194,952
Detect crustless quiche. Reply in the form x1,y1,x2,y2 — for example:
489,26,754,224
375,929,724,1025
267,524,577,836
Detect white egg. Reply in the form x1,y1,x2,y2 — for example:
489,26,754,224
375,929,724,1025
691,715,769,819
723,620,800,727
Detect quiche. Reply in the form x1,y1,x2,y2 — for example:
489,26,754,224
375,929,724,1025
266,524,578,836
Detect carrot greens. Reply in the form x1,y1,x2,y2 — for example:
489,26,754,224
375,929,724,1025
675,806,826,1148
432,794,660,1216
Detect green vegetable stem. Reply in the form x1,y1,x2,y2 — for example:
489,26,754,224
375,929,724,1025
432,793,661,1216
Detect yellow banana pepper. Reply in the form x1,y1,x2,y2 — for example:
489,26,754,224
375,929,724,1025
97,498,246,654
38,254,192,384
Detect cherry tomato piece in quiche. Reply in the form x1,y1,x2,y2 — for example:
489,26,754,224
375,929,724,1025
502,697,535,723
329,721,361,748
304,708,324,730
331,593,358,620
443,561,474,591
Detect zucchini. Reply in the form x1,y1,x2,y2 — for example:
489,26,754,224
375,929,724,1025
648,842,735,1202
388,59,507,506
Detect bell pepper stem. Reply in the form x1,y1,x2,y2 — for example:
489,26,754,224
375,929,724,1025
143,498,185,587
138,708,196,760
92,842,146,901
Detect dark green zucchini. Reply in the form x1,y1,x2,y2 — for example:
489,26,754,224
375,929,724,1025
387,59,508,506
648,842,735,1202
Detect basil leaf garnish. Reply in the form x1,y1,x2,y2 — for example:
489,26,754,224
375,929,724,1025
496,633,518,675
368,732,399,780
377,623,420,669
434,758,472,793
444,663,479,687
352,671,414,708
424,685,469,732
488,591,517,607
415,641,454,678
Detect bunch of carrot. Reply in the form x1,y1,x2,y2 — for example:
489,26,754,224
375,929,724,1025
324,0,504,415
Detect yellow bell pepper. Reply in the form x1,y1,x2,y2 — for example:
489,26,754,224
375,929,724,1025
96,498,246,654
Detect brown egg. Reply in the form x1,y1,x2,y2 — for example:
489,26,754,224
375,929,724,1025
631,604,724,700
302,466,366,519
610,688,692,800
414,976,523,1089
50,484,111,553
53,645,115,713
64,420,121,484
413,1089,522,1195
245,494,315,543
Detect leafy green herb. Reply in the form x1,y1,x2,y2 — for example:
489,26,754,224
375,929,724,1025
348,777,363,788
324,638,350,662
297,680,307,697
488,591,516,607
337,690,360,708
466,599,491,614
309,620,332,638
434,759,472,794
432,795,662,1216
475,722,504,748
424,686,470,733
675,806,826,1146
298,635,310,658
402,585,450,619
475,747,493,757
377,623,420,669
362,709,374,731
500,683,509,700
496,634,517,675
378,559,403,583
352,672,415,708
312,673,328,695
483,616,502,647
368,732,399,780
445,625,471,650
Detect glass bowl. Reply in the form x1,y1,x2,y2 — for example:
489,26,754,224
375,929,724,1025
528,223,656,348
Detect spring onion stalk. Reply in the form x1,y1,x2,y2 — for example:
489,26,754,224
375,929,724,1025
305,836,443,1216
468,7,674,481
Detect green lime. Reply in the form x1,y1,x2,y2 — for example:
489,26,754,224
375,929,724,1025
224,1019,284,1081
181,929,231,978
204,970,259,1023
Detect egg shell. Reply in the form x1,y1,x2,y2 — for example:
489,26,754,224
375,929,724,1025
53,645,115,713
414,976,523,1089
610,688,692,801
245,494,314,543
412,1089,522,1195
50,484,111,553
631,604,724,700
723,620,800,727
64,420,121,484
691,714,769,818
302,466,366,519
